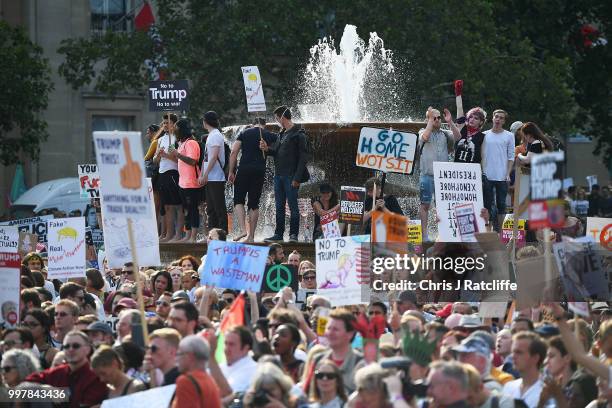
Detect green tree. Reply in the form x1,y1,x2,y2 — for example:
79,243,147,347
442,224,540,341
0,21,53,165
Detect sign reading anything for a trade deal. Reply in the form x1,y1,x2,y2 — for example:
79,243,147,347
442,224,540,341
46,217,86,279
316,235,370,307
586,217,612,251
94,131,151,219
77,164,100,199
0,267,20,329
262,263,299,293
339,186,366,224
454,203,479,242
202,241,269,292
0,226,18,253
101,178,160,268
321,209,341,239
148,79,189,112
501,214,526,248
433,162,486,242
0,215,54,243
241,66,266,112
356,127,418,174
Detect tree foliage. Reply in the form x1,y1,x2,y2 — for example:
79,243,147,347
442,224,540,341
0,21,53,166
57,0,611,162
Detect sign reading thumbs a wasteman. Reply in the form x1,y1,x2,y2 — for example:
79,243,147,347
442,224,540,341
93,132,151,219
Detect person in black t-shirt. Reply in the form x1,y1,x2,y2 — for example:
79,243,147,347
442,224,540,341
228,118,277,242
444,106,487,165
362,177,404,234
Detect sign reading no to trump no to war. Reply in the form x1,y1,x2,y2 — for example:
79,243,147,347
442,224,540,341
356,127,418,174
201,241,270,292
148,80,189,112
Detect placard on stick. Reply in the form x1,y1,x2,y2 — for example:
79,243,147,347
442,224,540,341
77,164,100,199
47,217,86,279
241,66,266,112
148,80,189,112
356,127,418,174
339,186,366,224
529,152,565,229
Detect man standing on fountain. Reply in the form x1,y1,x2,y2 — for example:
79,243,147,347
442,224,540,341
260,106,309,242
418,107,454,241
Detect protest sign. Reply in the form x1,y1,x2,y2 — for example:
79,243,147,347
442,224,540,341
339,186,366,224
562,178,574,190
529,152,565,229
201,241,269,292
528,199,566,230
478,302,508,319
241,66,266,112
94,131,150,219
101,179,160,268
552,241,591,301
501,215,526,248
0,225,18,253
321,209,341,238
586,217,611,251
18,231,38,256
85,228,99,269
406,220,422,244
568,302,590,318
0,215,54,243
101,384,176,408
433,162,485,242
516,255,556,309
0,253,20,268
356,127,418,174
0,267,20,328
316,235,370,306
148,80,189,112
586,175,598,192
371,211,408,243
454,203,478,242
47,217,86,279
78,164,100,199
563,239,609,301
262,264,298,293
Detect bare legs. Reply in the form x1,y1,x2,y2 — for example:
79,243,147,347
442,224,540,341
420,203,430,242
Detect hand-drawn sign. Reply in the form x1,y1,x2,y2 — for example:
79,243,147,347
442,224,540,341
262,264,298,293
601,224,612,251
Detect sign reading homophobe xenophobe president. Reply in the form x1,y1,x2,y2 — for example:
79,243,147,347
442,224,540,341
94,132,151,220
356,127,418,174
148,80,189,112
433,162,486,242
339,186,366,225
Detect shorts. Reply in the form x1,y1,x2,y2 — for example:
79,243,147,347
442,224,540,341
158,170,182,206
419,174,435,204
233,168,265,210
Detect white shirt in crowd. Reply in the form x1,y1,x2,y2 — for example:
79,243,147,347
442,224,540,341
502,378,543,408
157,133,179,173
204,129,226,182
483,129,514,181
220,354,258,393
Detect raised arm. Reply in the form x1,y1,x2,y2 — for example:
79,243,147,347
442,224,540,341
420,107,436,142
443,108,462,141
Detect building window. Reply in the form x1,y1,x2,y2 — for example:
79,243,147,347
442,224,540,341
90,115,135,161
90,0,133,34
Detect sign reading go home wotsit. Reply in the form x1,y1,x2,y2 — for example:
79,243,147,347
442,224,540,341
148,80,189,112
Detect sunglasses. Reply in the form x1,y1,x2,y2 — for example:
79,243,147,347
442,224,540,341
433,116,441,120
156,300,170,307
302,275,316,281
368,310,383,316
1,366,16,373
62,343,83,351
121,270,134,275
146,345,159,353
315,371,337,380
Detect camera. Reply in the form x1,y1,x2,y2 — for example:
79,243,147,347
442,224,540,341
380,356,428,399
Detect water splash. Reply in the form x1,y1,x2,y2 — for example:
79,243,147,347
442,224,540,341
298,24,400,122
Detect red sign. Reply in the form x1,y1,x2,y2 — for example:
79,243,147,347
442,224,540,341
0,252,21,268
529,200,565,230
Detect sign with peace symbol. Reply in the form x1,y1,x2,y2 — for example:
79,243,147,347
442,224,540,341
262,264,298,293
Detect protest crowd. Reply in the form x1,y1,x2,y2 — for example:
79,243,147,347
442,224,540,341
0,81,611,408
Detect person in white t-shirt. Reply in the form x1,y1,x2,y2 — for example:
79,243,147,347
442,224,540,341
219,326,257,397
482,109,515,231
198,111,228,232
502,332,547,408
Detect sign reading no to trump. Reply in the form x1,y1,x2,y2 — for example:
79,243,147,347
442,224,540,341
355,127,418,174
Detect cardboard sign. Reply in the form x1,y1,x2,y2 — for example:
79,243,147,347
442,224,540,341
47,217,86,279
478,302,508,318
356,127,418,174
371,210,408,243
530,152,564,201
454,203,478,242
0,267,20,328
0,215,54,243
101,384,176,408
148,80,189,112
316,235,370,306
241,66,266,112
433,162,486,242
77,164,100,199
586,217,612,251
0,226,18,253
321,209,341,238
562,238,609,301
262,263,298,293
552,242,591,301
339,186,366,224
501,215,526,248
18,231,38,256
94,131,151,219
101,178,160,268
201,241,269,292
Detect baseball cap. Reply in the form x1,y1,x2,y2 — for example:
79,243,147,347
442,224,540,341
591,302,610,311
398,290,418,305
452,337,491,357
113,297,137,313
84,321,113,335
171,291,190,302
469,331,495,351
436,303,453,319
510,121,523,134
534,324,560,337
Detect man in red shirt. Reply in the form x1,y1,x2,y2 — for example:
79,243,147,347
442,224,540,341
172,334,221,408
26,330,107,407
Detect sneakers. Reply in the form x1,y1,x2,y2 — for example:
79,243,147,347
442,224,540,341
288,234,299,243
264,235,283,242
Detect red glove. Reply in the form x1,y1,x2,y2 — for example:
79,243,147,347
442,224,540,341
454,80,463,96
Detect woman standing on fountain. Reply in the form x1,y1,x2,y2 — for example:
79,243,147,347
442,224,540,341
311,182,340,240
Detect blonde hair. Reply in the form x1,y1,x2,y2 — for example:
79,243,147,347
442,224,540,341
149,327,181,348
91,345,123,369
